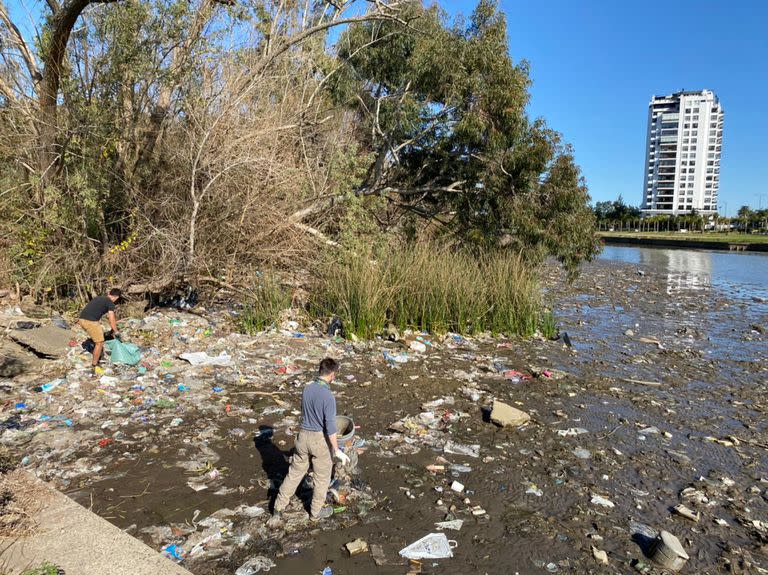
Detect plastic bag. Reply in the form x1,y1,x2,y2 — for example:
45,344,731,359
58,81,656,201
235,556,276,575
105,339,142,365
399,533,457,560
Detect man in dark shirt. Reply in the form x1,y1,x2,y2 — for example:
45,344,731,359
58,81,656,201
269,357,350,523
78,288,121,370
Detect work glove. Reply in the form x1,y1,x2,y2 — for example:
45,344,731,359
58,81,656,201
334,449,350,466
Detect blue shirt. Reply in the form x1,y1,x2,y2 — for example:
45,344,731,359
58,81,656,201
300,379,337,435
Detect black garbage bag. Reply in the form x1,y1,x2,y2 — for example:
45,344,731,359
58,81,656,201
82,338,95,353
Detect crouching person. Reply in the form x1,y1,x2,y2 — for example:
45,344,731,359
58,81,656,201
269,358,349,524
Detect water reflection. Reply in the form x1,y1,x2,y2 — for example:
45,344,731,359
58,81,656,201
638,249,712,294
600,245,768,301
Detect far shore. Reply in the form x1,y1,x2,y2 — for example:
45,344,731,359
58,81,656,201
599,231,768,252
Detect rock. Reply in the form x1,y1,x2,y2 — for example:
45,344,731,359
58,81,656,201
8,325,73,358
490,400,530,427
624,329,635,337
345,538,369,556
591,545,608,565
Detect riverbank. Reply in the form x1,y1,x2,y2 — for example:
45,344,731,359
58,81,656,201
600,231,768,252
2,252,767,574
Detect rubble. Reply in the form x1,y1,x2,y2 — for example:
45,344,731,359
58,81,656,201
489,400,530,427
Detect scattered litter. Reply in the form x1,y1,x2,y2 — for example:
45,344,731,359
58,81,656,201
399,533,457,560
179,351,233,366
235,556,276,575
435,519,464,531
591,546,608,565
590,494,615,508
557,427,589,437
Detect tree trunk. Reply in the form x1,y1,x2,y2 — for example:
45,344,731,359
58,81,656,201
37,0,120,180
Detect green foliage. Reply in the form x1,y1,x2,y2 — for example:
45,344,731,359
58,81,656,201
312,243,542,339
236,272,292,334
594,195,642,222
21,562,62,575
539,310,558,340
334,0,600,274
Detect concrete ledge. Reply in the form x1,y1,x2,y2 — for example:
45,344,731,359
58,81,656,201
0,470,193,575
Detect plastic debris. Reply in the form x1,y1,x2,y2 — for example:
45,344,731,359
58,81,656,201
179,351,232,366
399,533,457,560
557,427,589,437
235,556,276,575
435,519,464,531
105,338,142,365
590,494,615,508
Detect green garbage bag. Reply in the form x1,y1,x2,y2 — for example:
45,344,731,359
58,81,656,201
105,339,142,366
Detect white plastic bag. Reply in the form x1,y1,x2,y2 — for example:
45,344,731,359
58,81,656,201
179,351,232,366
399,533,457,560
235,556,276,575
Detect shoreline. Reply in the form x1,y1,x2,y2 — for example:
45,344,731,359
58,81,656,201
599,233,768,253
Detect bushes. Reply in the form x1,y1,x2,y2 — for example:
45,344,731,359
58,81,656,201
235,272,292,334
313,243,545,339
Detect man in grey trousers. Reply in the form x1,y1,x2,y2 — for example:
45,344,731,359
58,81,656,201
270,357,350,523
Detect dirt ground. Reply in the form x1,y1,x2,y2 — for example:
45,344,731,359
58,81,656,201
2,254,767,574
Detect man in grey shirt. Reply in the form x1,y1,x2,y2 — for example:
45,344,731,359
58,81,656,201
270,358,350,522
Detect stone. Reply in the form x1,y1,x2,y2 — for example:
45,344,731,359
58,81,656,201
8,325,73,358
490,400,530,427
345,538,369,556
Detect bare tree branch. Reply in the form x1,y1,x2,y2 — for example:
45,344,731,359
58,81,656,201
0,0,42,82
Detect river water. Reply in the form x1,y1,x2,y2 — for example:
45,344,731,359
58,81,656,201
599,245,768,303
548,244,767,380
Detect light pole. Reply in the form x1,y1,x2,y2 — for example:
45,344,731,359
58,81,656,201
756,194,767,210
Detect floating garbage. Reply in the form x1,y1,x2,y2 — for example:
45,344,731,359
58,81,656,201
399,533,457,560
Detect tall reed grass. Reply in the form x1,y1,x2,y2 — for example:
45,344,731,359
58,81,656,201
312,243,544,338
236,271,292,334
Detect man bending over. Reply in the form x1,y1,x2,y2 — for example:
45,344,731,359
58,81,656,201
78,288,121,372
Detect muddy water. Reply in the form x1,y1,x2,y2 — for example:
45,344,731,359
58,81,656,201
64,248,767,575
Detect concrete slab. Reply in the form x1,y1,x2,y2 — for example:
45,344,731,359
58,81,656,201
8,326,73,358
0,470,193,575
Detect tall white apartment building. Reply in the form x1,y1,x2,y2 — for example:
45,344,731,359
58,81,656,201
641,90,724,215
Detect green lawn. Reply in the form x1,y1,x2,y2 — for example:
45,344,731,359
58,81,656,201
599,231,768,244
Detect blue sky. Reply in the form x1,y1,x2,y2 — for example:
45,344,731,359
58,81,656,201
445,0,768,214
6,0,766,213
